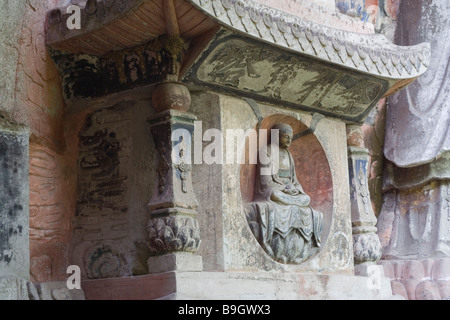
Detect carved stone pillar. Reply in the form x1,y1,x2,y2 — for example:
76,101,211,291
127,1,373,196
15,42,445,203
147,81,202,274
347,125,382,274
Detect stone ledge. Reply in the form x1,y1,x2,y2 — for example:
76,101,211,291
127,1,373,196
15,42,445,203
81,271,397,300
34,281,86,300
147,253,203,274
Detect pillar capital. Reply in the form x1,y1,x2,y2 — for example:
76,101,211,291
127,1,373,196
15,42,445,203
152,81,192,113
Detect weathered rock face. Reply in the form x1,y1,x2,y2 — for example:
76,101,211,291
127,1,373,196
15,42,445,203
384,0,450,168
0,2,32,297
257,0,373,33
0,1,26,115
377,0,450,260
380,258,450,300
378,181,450,259
376,0,450,300
0,0,76,286
0,121,29,280
0,118,30,300
71,101,156,280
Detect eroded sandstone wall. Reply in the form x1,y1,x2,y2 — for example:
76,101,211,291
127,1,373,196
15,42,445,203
0,0,79,283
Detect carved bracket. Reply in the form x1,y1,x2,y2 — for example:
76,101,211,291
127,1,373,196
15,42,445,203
48,35,187,102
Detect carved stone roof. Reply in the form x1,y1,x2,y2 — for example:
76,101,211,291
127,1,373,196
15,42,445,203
45,0,431,123
46,0,430,80
188,0,430,80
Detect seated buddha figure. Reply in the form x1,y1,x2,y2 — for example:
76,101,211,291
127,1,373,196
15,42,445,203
244,123,323,264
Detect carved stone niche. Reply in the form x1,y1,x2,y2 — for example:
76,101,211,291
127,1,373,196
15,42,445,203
42,0,430,299
190,92,352,274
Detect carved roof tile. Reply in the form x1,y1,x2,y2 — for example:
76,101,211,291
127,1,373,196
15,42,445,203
188,0,430,80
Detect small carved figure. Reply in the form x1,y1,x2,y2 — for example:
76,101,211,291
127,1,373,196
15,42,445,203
245,123,323,264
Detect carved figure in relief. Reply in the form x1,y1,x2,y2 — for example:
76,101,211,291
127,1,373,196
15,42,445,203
245,124,323,264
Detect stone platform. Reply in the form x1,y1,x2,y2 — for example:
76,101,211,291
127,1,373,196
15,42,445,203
81,271,400,300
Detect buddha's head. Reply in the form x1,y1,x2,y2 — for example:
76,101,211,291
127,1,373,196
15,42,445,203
272,123,293,149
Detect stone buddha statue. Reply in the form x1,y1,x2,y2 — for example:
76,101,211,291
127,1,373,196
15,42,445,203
245,123,323,264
